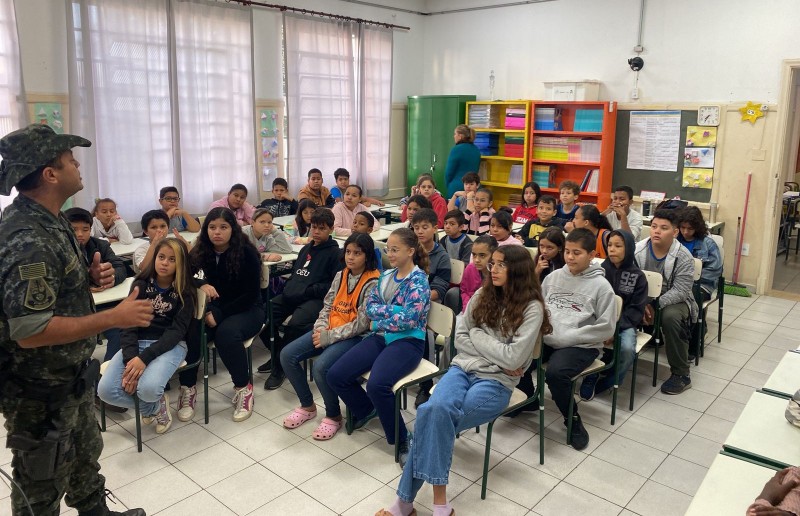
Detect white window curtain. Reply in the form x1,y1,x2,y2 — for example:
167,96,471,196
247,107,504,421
67,0,255,221
284,15,358,194
173,0,255,214
358,25,392,197
67,0,174,220
0,0,27,211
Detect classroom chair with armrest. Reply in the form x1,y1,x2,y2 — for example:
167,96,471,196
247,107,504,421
706,234,724,345
629,271,663,410
449,258,465,286
99,289,210,451
563,296,624,440
691,258,703,366
479,334,545,499
345,301,456,463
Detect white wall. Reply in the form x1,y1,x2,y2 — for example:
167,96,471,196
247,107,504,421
420,0,800,104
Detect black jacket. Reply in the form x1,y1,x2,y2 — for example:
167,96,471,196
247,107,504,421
520,216,566,247
84,236,128,286
601,230,648,331
201,245,263,323
121,279,195,364
282,237,342,306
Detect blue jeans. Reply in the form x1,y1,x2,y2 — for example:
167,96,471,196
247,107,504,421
396,366,511,502
280,331,362,418
97,340,187,416
595,327,636,394
327,334,425,445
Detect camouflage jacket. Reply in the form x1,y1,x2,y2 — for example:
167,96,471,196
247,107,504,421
0,194,96,384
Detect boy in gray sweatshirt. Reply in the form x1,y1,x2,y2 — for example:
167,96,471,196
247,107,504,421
542,228,616,450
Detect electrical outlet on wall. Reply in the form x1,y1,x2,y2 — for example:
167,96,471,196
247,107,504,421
741,243,750,256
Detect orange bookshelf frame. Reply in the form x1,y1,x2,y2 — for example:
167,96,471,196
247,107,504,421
530,101,617,210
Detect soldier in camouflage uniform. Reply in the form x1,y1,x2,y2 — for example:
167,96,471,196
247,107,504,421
0,124,153,516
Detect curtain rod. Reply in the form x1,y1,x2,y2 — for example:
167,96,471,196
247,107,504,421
224,0,411,30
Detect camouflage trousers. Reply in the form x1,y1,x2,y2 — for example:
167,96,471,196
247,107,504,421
3,388,105,516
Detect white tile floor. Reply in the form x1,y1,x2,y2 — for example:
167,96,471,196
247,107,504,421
1,293,797,515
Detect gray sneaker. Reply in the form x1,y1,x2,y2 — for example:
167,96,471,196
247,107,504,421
154,393,172,434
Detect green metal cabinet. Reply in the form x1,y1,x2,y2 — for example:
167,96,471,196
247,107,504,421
406,95,476,194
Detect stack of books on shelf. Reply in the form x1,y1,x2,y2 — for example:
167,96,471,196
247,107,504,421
579,139,602,162
533,136,582,161
469,105,500,128
579,169,600,193
503,136,525,158
506,193,522,209
474,133,500,156
508,164,524,185
504,107,526,129
573,109,603,132
534,107,562,130
532,164,556,188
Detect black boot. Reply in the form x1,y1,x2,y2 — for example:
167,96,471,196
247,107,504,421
566,414,589,451
79,490,146,516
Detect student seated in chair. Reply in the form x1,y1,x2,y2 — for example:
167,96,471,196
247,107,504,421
580,229,648,401
158,186,200,232
375,245,549,516
98,239,196,434
635,209,698,395
260,207,342,390
440,209,472,265
328,228,430,463
601,185,643,240
411,208,451,407
280,233,380,441
297,168,335,208
677,206,722,302
541,228,616,450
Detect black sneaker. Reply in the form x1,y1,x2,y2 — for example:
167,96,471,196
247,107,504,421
398,436,410,468
504,403,539,418
579,374,599,401
414,389,430,408
566,415,589,451
348,409,377,433
80,489,146,516
264,371,285,390
257,359,272,373
660,374,691,395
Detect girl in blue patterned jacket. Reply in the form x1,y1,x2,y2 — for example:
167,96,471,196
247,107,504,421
328,227,431,459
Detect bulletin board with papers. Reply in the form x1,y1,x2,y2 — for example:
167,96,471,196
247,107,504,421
613,109,712,203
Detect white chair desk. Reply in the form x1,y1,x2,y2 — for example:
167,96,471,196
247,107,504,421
762,351,800,398
723,391,800,469
110,238,147,258
92,277,135,307
685,453,779,516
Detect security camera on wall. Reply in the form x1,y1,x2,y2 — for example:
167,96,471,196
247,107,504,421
628,57,644,71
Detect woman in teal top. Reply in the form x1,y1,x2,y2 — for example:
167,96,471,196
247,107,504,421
444,124,482,198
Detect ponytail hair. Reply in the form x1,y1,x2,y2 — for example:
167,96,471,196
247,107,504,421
455,124,476,143
578,204,613,231
391,227,429,274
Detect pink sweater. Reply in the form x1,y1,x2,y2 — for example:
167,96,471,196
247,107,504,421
209,197,255,226
332,202,381,237
460,262,484,313
497,235,523,247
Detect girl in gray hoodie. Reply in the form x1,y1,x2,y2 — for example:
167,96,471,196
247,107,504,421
377,245,550,516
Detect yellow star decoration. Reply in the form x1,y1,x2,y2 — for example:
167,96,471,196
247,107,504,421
739,101,764,124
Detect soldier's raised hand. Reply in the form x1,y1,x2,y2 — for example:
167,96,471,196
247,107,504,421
90,251,114,289
112,287,154,328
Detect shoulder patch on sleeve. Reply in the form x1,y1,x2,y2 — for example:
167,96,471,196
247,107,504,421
19,263,56,311
18,262,47,280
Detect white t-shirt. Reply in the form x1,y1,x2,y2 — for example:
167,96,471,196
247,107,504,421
607,207,643,240
133,241,151,273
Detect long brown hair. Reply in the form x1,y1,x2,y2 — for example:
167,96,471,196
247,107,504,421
472,245,552,338
390,227,429,274
138,238,197,309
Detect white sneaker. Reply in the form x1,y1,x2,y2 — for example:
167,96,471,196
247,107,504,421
232,383,254,422
177,386,197,422
141,415,154,425
154,393,172,434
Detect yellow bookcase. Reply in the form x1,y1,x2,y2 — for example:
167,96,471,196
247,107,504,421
466,100,531,207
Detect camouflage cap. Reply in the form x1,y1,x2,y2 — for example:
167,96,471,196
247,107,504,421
0,124,91,195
